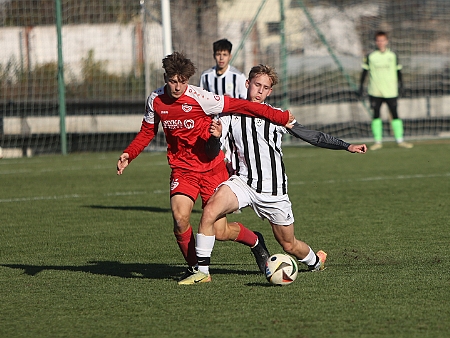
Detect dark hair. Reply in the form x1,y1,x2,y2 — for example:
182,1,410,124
375,31,388,39
162,52,196,81
248,64,279,87
213,39,232,53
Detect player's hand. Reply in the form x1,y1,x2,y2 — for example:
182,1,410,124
210,119,222,138
286,111,295,124
347,144,367,154
117,153,130,175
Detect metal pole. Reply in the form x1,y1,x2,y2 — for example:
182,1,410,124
55,0,67,155
140,0,151,96
231,0,268,65
296,0,372,117
161,0,172,56
279,0,289,110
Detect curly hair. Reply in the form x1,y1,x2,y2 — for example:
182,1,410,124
248,64,279,87
162,52,196,82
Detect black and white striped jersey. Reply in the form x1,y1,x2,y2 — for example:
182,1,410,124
199,65,247,99
220,107,288,196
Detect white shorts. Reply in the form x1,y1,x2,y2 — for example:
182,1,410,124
221,175,295,226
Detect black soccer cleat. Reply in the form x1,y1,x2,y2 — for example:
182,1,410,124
178,266,198,281
251,231,270,274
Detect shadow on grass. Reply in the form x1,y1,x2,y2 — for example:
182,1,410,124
85,205,200,214
1,261,259,280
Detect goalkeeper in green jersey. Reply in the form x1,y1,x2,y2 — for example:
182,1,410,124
359,31,413,151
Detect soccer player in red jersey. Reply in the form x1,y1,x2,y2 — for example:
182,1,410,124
116,52,293,282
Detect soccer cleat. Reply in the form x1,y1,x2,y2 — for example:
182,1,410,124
309,250,327,272
370,143,383,151
178,270,211,285
178,266,198,282
251,231,270,274
398,141,413,149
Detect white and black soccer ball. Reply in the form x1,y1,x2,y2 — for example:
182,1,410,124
265,253,298,286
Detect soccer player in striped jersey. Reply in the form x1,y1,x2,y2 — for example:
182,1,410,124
116,53,293,283
178,64,367,284
359,31,413,150
200,39,247,99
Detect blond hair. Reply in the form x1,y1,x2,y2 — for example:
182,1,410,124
248,64,279,87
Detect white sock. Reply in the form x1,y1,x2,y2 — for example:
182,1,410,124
196,233,215,274
299,247,317,267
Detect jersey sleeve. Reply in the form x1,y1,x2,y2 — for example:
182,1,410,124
199,73,206,90
287,122,350,150
237,73,247,99
223,97,289,126
123,120,159,162
123,94,160,162
192,86,226,115
395,52,403,70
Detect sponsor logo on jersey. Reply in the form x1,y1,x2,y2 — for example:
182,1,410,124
163,120,183,130
182,103,192,112
161,110,169,114
170,179,179,191
184,119,195,129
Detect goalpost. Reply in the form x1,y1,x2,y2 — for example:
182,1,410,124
0,0,449,157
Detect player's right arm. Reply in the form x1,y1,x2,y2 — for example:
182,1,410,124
117,94,160,174
359,54,370,97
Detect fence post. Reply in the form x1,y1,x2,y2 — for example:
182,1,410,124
55,0,67,155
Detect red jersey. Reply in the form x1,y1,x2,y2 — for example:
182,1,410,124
124,84,289,172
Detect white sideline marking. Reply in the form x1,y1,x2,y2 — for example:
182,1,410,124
0,161,168,175
0,194,83,203
1,173,447,204
289,172,450,185
0,190,167,203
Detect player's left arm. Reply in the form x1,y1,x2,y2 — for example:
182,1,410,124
396,53,404,97
286,121,366,153
223,97,293,126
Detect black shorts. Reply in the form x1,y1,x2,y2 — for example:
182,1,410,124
369,96,398,119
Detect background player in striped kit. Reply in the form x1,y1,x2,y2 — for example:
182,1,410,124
200,39,247,99
179,64,367,284
359,31,413,150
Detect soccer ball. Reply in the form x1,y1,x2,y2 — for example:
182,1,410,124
265,253,298,286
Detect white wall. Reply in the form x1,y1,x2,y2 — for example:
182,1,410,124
0,23,163,81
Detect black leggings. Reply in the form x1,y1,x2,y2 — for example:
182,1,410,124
369,96,399,119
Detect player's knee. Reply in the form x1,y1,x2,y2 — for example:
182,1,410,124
202,204,221,224
172,213,191,233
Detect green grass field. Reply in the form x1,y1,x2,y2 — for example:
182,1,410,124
1,140,449,337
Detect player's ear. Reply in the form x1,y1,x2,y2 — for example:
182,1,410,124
267,87,273,97
245,79,250,89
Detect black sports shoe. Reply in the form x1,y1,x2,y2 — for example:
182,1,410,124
178,266,198,281
251,231,270,274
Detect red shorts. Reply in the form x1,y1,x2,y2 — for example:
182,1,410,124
170,161,229,208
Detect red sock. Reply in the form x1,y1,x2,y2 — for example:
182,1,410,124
234,222,258,247
174,227,197,267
